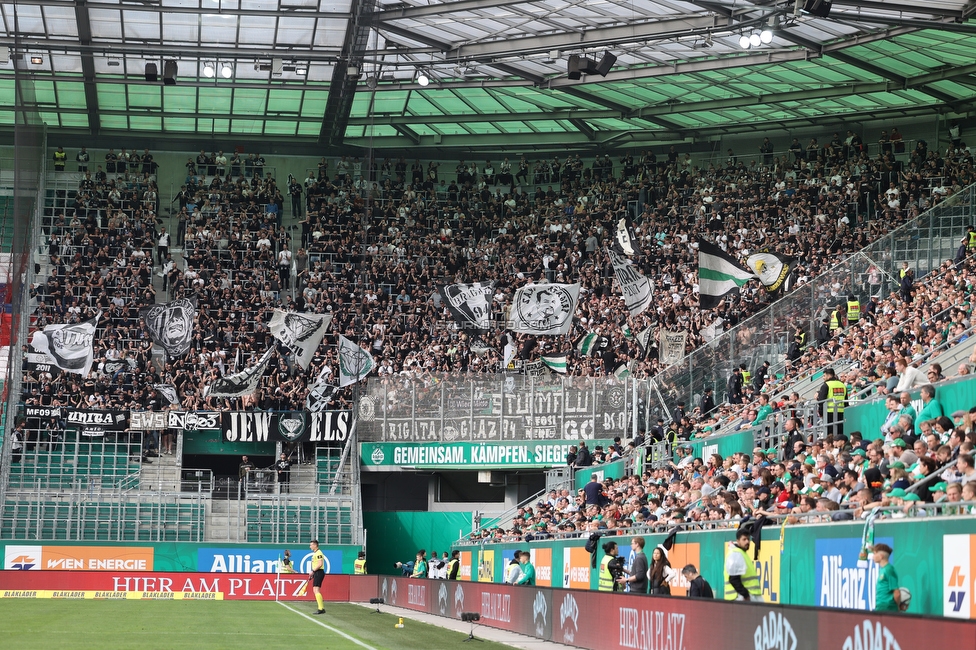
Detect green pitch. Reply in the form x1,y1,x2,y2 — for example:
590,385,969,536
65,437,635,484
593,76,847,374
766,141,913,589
0,600,515,650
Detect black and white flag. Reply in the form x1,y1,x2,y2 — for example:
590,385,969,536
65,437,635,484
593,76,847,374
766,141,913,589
338,335,375,387
205,347,275,398
306,365,337,413
269,309,332,369
745,251,795,296
154,383,182,407
29,312,100,377
509,283,580,336
469,336,493,356
607,248,653,317
439,282,495,333
613,216,642,257
141,297,196,358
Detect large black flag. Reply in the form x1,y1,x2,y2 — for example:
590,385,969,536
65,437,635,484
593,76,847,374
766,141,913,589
141,297,196,358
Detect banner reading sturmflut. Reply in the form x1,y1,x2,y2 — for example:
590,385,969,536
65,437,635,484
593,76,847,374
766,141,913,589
439,282,494,333
141,298,196,358
268,309,332,369
29,313,100,377
659,330,688,367
607,248,653,317
205,347,275,398
509,283,580,335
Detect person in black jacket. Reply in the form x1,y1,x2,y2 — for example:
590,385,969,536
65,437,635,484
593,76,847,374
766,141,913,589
619,536,649,594
700,388,715,416
682,564,714,599
574,441,593,467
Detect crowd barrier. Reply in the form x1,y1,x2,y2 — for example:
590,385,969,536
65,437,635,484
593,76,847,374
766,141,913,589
349,575,976,650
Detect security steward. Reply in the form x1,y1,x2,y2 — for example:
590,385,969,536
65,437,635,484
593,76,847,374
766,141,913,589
817,367,847,438
354,550,367,575
829,303,844,332
968,226,976,252
846,295,861,325
725,528,762,601
447,550,461,580
308,539,327,615
739,363,751,389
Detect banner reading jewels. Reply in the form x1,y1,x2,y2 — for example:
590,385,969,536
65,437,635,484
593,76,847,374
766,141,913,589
360,440,614,469
222,411,352,443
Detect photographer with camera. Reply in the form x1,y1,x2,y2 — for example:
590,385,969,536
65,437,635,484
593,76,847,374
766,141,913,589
598,540,626,592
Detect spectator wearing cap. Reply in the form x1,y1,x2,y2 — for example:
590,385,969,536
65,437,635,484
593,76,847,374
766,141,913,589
930,481,949,503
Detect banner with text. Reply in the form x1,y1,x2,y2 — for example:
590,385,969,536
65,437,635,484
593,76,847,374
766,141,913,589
361,440,614,469
222,410,352,444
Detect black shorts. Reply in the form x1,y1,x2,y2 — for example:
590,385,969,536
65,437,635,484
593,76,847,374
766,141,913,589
312,570,325,587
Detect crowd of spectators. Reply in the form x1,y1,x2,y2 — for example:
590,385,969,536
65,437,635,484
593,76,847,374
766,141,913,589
19,131,976,419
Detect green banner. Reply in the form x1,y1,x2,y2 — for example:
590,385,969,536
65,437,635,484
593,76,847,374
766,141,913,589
574,458,626,490
685,428,755,460
361,440,614,469
845,374,976,440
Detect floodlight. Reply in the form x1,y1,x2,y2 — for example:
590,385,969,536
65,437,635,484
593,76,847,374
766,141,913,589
749,33,762,47
220,63,233,78
738,35,751,49
203,61,215,78
416,72,429,86
760,29,773,44
30,56,43,65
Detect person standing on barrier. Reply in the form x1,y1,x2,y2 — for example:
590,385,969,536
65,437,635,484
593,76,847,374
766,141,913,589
725,529,762,602
818,368,847,438
618,536,649,594
308,539,327,615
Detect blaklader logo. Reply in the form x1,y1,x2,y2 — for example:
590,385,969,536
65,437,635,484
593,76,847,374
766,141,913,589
842,620,901,650
532,591,548,636
438,583,448,615
754,611,796,650
559,593,579,642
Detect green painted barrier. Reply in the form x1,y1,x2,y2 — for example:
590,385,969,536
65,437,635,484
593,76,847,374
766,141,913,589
574,459,627,490
686,428,755,460
455,517,976,617
363,511,473,575
845,374,976,440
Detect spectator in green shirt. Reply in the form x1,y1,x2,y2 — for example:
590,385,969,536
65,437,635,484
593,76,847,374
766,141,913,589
872,543,905,612
751,394,774,426
898,392,917,423
917,385,944,426
515,551,535,586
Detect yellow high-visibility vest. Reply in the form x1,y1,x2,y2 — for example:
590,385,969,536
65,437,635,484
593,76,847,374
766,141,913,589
598,555,615,592
825,380,847,414
354,559,367,575
847,301,860,323
829,310,840,330
724,545,761,600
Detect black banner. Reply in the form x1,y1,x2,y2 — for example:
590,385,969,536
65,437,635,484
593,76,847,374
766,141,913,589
65,409,129,431
24,406,64,419
222,410,352,443
128,411,220,431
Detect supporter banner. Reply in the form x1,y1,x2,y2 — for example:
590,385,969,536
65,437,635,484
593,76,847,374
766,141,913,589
127,411,221,431
29,313,100,376
222,410,351,443
523,360,548,378
439,282,495,333
746,251,794,295
24,351,62,377
0,571,349,602
141,298,196,358
361,440,613,469
614,216,641,257
509,283,580,336
268,309,331,369
607,248,653,317
65,409,128,437
353,577,976,650
4,545,154,571
658,330,687,367
24,406,63,419
698,239,755,309
305,366,337,413
814,537,893,611
205,347,275,398
944,534,976,618
338,335,375,387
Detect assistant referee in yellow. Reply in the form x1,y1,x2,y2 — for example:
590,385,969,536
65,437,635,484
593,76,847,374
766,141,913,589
308,539,326,615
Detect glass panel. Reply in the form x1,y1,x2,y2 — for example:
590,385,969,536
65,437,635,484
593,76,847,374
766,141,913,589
38,112,60,127
129,115,161,130
300,91,329,117
297,121,320,136
164,117,196,131
128,85,161,109
89,8,123,39
268,89,303,114
55,82,87,109
232,88,268,115
121,9,159,40
60,113,89,128
100,114,128,129
32,81,56,106
231,118,264,134
199,86,232,114
264,120,297,135
164,86,196,112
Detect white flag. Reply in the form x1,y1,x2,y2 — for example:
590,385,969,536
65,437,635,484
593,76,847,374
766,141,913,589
659,330,688,367
305,365,337,413
30,313,100,377
205,347,275,398
607,248,653,317
269,309,331,369
338,335,375,387
509,283,580,335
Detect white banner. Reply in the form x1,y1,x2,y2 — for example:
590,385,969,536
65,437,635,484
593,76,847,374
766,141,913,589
205,348,275,398
509,283,580,335
268,310,331,369
338,335,375,387
29,313,100,377
607,248,653,317
659,330,688,367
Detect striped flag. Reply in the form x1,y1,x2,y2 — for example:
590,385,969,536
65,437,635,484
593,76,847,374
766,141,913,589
697,239,756,309
613,361,633,380
577,333,601,357
541,354,568,374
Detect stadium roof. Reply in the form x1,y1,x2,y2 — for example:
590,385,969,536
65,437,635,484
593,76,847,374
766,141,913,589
2,0,976,152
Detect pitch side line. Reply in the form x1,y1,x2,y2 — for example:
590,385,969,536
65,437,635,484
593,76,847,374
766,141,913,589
277,601,379,650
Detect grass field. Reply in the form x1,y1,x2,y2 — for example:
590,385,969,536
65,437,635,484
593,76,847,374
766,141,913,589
0,600,515,650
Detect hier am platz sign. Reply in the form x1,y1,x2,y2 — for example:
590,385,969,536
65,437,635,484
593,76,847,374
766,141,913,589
361,440,614,469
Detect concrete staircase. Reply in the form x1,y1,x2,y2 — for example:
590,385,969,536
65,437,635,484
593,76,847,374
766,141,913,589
138,453,181,492
206,498,248,542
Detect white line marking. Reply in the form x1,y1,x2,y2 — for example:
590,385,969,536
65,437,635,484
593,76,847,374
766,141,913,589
277,601,380,650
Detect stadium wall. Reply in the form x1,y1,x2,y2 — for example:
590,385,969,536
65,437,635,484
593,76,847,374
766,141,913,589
452,517,976,618
844,374,976,440
350,575,976,650
363,511,473,576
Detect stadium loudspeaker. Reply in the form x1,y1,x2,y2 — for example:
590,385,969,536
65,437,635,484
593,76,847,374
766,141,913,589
802,0,831,17
145,62,158,82
567,54,583,80
596,51,617,77
163,59,178,85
